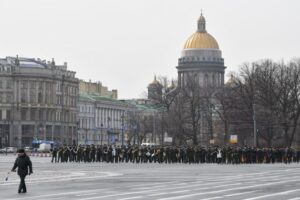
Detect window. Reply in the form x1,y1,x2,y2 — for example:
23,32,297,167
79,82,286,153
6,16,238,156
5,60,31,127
21,109,27,120
38,92,43,103
38,82,43,90
30,81,36,89
39,110,43,120
21,81,27,89
6,110,11,120
0,80,2,89
21,91,27,103
56,95,60,105
30,90,36,103
6,94,12,103
6,80,12,89
30,109,36,121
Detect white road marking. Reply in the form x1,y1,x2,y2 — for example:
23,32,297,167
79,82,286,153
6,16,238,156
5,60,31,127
200,197,223,200
169,190,191,194
156,178,300,200
224,191,256,197
172,183,188,186
76,183,240,200
242,189,300,200
0,171,123,186
147,192,168,196
5,189,106,200
76,193,99,197
118,196,143,200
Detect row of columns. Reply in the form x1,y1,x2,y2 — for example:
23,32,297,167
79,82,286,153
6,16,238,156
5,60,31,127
178,71,224,88
95,107,125,130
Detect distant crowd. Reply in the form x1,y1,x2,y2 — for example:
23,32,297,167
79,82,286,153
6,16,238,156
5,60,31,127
48,145,300,164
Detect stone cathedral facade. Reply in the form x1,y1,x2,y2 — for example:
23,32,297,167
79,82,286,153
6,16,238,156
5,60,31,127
176,14,226,145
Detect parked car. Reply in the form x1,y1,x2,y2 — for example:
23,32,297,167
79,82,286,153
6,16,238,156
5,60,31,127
141,143,157,147
0,147,17,153
24,146,33,152
37,143,51,152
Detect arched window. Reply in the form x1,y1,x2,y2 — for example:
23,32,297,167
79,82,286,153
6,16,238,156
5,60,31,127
38,92,43,103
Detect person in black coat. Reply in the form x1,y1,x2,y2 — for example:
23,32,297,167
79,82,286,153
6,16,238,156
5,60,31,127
11,149,33,193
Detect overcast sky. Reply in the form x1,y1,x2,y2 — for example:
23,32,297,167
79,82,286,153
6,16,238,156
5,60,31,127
1,0,299,99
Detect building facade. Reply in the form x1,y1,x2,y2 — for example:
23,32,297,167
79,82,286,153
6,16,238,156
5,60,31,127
0,56,79,148
175,14,226,145
78,93,135,145
79,80,118,99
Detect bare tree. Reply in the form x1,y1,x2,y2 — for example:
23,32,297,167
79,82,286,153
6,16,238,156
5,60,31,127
175,74,208,145
227,59,300,147
213,84,236,144
275,59,300,146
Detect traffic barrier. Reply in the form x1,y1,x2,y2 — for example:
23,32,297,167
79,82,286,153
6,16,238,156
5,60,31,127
29,153,51,157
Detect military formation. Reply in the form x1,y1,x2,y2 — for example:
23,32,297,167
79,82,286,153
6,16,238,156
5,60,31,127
49,145,300,164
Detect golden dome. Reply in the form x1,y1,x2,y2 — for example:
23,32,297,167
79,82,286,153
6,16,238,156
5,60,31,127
183,14,219,50
226,74,237,87
184,32,219,49
149,75,161,86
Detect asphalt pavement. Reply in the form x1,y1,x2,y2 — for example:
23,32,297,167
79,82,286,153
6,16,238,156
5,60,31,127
1,154,300,200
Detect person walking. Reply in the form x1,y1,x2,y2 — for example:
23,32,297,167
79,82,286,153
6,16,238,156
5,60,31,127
11,149,33,193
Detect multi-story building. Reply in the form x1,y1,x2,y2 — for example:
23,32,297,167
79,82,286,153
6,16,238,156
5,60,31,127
78,93,135,145
79,80,118,99
0,56,79,148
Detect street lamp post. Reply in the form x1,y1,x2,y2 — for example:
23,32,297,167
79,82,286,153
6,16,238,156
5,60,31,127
84,119,88,145
85,127,88,145
0,122,3,148
253,103,257,147
107,117,111,145
76,121,80,146
121,115,124,146
133,122,137,145
100,123,103,145
4,120,9,147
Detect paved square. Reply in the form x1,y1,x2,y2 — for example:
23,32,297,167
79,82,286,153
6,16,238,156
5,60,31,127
1,154,300,200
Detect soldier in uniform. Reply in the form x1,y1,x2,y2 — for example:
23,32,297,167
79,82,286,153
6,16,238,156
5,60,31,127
103,145,108,162
96,145,102,162
77,145,83,162
63,146,70,163
84,145,91,163
50,147,58,163
90,144,96,162
71,146,78,162
57,147,63,163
